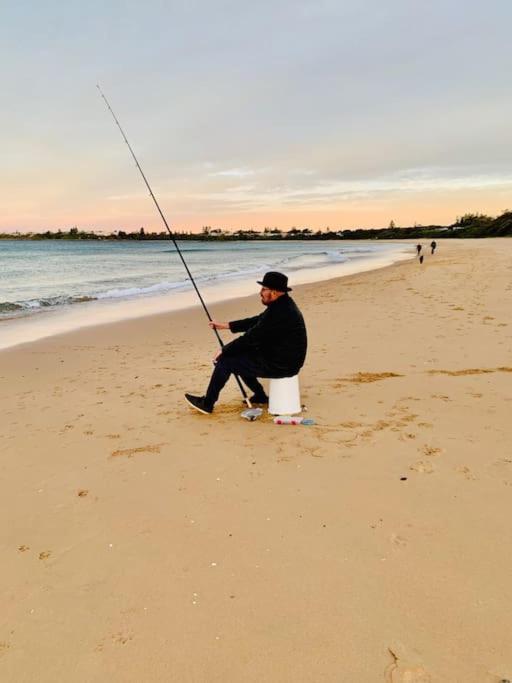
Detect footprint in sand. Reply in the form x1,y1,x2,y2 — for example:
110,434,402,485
421,445,442,457
388,664,431,682
334,371,403,387
455,465,477,480
409,460,435,474
431,394,451,402
110,443,164,458
39,551,51,560
112,631,134,645
489,459,512,485
18,545,30,553
77,489,89,497
385,645,431,682
390,533,407,548
399,433,416,441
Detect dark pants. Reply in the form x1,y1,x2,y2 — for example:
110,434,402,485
205,353,275,407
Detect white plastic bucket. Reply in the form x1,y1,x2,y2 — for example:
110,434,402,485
268,375,301,415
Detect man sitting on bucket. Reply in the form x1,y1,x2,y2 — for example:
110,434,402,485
185,271,307,414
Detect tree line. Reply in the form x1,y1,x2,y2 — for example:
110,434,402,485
1,210,511,241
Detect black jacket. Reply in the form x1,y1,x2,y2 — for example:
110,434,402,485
222,294,307,377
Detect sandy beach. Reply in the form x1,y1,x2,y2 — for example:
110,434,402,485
1,238,511,682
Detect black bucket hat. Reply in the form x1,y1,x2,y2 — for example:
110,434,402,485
257,271,292,292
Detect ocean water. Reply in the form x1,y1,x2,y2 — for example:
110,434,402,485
0,239,412,349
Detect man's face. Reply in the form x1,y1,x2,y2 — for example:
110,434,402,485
260,287,278,306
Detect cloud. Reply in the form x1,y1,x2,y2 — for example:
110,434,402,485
182,167,512,213
207,168,257,178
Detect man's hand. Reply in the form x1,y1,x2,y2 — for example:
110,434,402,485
209,320,229,330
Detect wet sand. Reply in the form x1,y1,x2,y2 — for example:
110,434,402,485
1,239,511,681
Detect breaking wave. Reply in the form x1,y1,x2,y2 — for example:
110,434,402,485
0,295,97,317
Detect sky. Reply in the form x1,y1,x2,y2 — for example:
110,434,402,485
1,0,511,233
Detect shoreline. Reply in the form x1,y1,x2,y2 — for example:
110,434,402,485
1,238,511,681
0,242,412,352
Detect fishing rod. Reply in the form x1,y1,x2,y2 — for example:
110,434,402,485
97,84,252,408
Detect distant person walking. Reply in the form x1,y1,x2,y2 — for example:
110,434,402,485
419,254,424,264
416,244,422,256
430,240,437,255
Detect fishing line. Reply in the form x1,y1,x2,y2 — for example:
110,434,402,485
97,84,251,408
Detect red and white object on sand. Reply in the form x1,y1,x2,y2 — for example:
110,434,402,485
273,415,303,425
